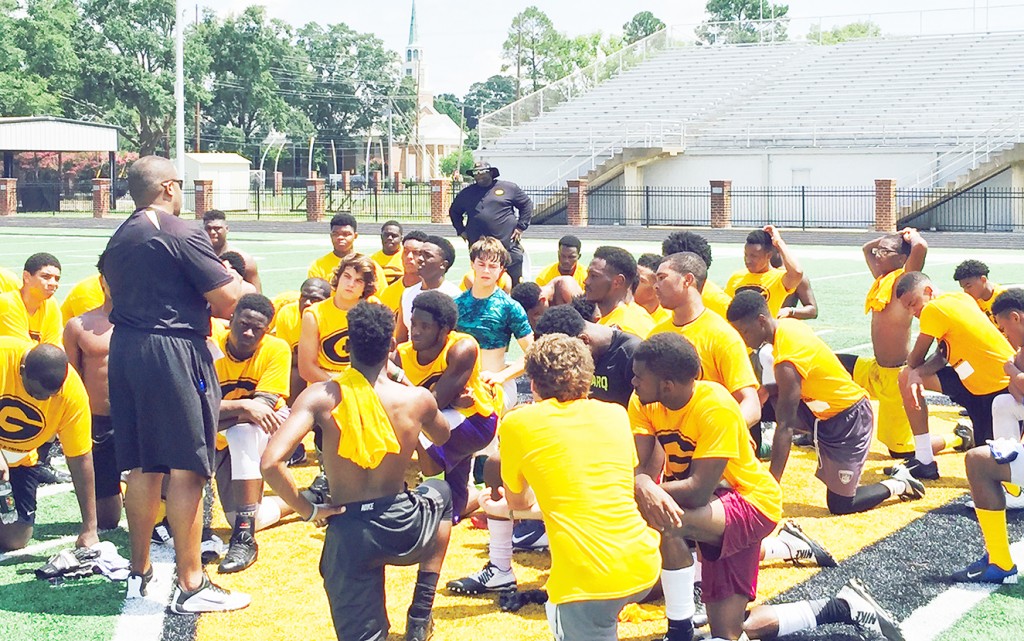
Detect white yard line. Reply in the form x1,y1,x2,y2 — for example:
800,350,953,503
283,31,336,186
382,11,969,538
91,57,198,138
38,483,73,498
899,540,1024,641
111,544,176,641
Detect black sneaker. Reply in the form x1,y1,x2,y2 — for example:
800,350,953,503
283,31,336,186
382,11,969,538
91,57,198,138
406,613,433,641
218,531,258,574
446,563,516,594
152,518,173,545
36,464,72,485
287,443,307,467
301,474,331,504
793,433,814,447
779,520,838,567
884,458,939,480
953,422,975,453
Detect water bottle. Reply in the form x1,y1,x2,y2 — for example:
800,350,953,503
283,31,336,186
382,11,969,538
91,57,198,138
0,480,16,525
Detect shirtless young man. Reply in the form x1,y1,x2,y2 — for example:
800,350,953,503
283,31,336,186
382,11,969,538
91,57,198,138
62,253,121,530
262,302,452,641
204,210,262,293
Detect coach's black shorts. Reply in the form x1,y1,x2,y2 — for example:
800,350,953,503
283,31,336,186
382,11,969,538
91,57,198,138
91,415,121,499
109,327,221,477
936,366,1006,444
320,479,452,641
9,464,42,525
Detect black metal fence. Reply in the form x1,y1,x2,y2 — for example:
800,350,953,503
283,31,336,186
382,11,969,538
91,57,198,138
897,187,1024,232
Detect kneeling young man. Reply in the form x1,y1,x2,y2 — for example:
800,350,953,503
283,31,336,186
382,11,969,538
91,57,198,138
499,333,661,641
212,294,295,573
262,302,452,641
727,291,925,514
631,333,782,641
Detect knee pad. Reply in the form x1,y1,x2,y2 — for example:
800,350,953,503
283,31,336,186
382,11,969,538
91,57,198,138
223,423,269,481
989,438,1024,486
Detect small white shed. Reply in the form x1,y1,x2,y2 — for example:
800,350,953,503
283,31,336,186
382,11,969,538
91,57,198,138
184,153,251,211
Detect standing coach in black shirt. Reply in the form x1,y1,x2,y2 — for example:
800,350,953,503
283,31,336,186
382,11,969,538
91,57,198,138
103,155,249,614
449,162,533,286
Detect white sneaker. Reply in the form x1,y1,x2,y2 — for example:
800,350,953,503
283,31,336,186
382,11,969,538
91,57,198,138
445,562,516,594
168,575,251,614
837,578,904,641
966,487,1024,510
125,567,153,599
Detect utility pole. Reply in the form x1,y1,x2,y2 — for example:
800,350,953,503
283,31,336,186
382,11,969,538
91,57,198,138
174,0,185,177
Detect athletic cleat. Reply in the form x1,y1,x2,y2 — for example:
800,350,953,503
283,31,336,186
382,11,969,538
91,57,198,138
889,464,926,501
446,562,516,594
287,443,307,467
779,520,837,567
837,578,905,641
151,519,173,545
692,581,708,628
884,458,939,481
126,566,154,599
218,531,258,574
512,520,549,551
405,613,433,641
953,422,975,453
301,473,331,505
168,574,251,614
967,486,1024,510
951,555,1018,585
36,463,72,485
200,532,226,564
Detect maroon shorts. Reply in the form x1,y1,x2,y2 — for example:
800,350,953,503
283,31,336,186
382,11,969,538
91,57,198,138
697,488,777,603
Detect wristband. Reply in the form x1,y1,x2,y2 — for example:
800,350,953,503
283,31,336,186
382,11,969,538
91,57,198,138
304,503,320,522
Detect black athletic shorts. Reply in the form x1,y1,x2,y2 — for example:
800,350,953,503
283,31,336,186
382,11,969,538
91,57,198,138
91,415,121,499
109,327,221,476
936,366,1006,444
9,464,42,525
320,479,452,641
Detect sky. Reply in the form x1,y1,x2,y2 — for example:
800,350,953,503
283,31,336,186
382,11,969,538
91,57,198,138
198,0,1024,97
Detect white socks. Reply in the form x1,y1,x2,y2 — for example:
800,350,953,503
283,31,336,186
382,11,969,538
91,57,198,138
662,565,697,621
914,434,934,464
773,601,819,637
488,518,513,572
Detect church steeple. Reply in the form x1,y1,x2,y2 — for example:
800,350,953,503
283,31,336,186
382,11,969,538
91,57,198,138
404,0,430,108
408,0,419,46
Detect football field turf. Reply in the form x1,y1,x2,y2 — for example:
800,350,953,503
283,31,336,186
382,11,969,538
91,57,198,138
1,224,1023,641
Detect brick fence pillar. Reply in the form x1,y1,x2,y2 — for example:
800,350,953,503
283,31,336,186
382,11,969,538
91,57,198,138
306,178,325,222
194,179,213,220
92,178,111,218
393,171,403,192
340,170,350,193
371,170,382,193
0,178,16,216
273,171,283,196
874,179,897,232
430,179,450,223
710,180,732,229
567,179,588,227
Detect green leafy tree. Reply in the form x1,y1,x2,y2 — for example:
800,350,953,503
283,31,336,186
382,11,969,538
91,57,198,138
697,0,789,44
0,0,61,115
434,93,465,129
623,11,665,44
463,75,517,129
807,21,881,45
439,149,475,177
502,6,565,96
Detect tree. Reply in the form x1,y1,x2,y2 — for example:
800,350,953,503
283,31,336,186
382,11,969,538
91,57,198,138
463,75,517,130
623,11,665,44
501,6,564,96
434,93,465,129
697,0,789,45
439,149,475,177
807,21,881,45
0,0,61,116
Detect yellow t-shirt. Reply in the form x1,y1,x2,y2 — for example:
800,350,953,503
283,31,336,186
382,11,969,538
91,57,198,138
773,318,867,420
271,301,303,351
0,291,63,346
460,271,512,292
0,267,19,294
599,301,655,339
371,249,404,286
60,274,105,324
0,337,91,468
628,382,782,523
725,268,796,318
307,252,387,295
535,262,588,289
500,398,661,605
976,284,1008,327
651,310,758,394
378,278,408,313
395,331,496,418
701,279,733,319
305,299,356,373
919,292,1014,395
649,306,671,326
214,331,291,449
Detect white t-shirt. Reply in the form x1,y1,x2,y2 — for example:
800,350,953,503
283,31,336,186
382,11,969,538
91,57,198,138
401,280,462,328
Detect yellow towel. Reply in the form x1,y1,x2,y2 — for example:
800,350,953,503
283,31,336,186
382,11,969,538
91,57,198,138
618,602,664,623
330,369,401,469
864,268,904,314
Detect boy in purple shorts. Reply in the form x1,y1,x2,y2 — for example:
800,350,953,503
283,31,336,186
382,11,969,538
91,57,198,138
630,333,782,641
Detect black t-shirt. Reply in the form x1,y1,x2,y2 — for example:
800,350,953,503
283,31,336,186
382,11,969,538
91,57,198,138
448,179,533,246
591,329,639,407
104,208,232,336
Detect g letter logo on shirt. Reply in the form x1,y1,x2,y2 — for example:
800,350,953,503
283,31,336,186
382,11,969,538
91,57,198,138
322,329,351,366
0,395,45,444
